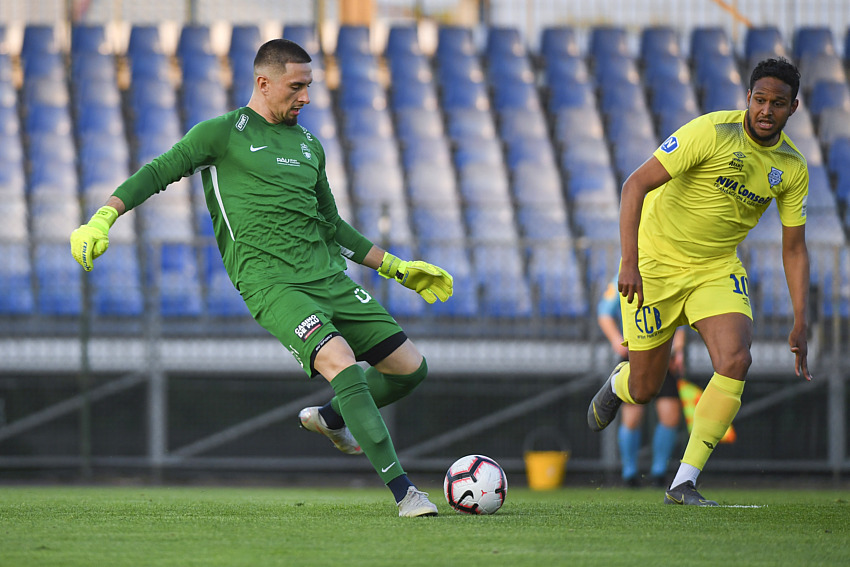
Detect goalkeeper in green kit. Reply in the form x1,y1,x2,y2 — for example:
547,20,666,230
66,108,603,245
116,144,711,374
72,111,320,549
70,38,452,517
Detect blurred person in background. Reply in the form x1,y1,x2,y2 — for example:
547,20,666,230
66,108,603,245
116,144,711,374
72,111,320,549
70,38,453,518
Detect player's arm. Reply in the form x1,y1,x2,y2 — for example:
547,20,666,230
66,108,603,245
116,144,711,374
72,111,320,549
781,223,812,381
597,313,628,358
618,156,672,309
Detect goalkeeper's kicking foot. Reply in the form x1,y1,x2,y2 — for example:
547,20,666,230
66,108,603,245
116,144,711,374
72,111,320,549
397,487,438,517
298,407,363,455
664,481,719,506
587,361,628,432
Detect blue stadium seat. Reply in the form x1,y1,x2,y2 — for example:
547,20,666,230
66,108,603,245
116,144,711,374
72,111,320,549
592,54,640,89
801,54,847,96
411,204,465,244
539,26,580,60
559,137,612,173
827,136,850,180
511,162,564,207
465,206,518,244
21,24,59,58
35,243,82,316
76,102,124,138
544,56,591,89
605,111,655,142
181,52,222,82
613,139,656,183
130,78,177,114
547,81,595,113
336,25,371,57
390,81,438,111
649,81,699,116
589,26,629,60
22,52,64,81
640,26,680,60
453,136,503,169
177,24,213,59
437,54,485,85
229,25,261,59
337,80,386,111
407,163,458,206
553,107,604,146
599,82,648,116
472,245,532,318
701,80,747,112
338,51,379,83
499,110,548,142
27,131,76,164
283,25,322,59
202,244,250,317
436,26,475,60
528,243,588,317
149,242,203,317
0,243,35,315
388,52,432,84
401,137,452,169
793,26,835,61
24,77,70,109
486,26,525,58
72,56,118,89
567,165,619,209
693,53,742,91
744,26,786,60
129,52,170,82
349,162,405,205
446,108,496,140
807,80,850,118
298,106,337,140
487,55,534,85
395,108,445,144
689,27,733,64
342,107,393,140
492,82,540,112
657,108,699,139
385,25,420,58
817,108,850,148
90,244,144,317
458,163,511,206
71,24,108,57
505,136,557,171
516,205,571,243
642,53,691,87
128,25,164,58
355,203,413,245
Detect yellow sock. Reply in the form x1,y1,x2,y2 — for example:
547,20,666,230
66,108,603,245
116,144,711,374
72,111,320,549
613,362,637,404
681,373,744,470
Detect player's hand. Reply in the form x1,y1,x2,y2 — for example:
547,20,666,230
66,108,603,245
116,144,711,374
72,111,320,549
618,263,644,309
70,206,119,271
377,252,453,303
788,324,812,381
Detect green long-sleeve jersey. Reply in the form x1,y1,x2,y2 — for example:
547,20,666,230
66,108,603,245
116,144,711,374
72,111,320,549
113,107,374,296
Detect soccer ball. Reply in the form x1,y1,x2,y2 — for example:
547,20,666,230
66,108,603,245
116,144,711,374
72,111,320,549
443,454,508,515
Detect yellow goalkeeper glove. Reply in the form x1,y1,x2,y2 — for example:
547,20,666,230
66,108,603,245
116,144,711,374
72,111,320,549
377,251,453,304
70,206,119,272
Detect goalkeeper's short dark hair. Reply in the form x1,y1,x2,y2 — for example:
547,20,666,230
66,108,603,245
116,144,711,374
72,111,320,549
749,57,801,100
254,38,312,74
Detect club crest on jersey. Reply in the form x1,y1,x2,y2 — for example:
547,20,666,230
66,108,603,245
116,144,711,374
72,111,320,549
768,167,783,188
660,135,679,153
236,114,249,131
300,143,312,160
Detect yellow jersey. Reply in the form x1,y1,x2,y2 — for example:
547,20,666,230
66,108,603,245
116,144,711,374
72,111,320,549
644,110,808,267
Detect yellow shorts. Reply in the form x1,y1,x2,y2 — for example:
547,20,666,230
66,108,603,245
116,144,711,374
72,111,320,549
620,256,753,351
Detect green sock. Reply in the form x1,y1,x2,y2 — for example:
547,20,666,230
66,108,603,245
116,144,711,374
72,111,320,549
331,358,428,415
330,365,405,484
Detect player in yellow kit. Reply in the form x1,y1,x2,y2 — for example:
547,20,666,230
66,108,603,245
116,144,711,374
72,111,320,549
587,57,813,505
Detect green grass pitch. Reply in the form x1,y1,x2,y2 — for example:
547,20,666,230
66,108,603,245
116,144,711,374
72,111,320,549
1,485,848,566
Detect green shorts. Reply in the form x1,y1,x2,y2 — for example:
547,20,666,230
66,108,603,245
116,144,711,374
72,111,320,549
243,272,406,377
621,256,753,352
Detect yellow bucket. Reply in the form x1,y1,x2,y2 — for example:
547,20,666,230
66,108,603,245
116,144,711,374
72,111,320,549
524,450,570,490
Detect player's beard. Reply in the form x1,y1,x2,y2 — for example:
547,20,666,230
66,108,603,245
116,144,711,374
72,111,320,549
744,110,785,144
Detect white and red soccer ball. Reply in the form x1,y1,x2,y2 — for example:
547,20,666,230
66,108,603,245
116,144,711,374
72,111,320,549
443,454,508,515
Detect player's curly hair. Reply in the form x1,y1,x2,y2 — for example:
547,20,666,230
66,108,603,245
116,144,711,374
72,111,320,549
253,38,312,75
749,57,801,100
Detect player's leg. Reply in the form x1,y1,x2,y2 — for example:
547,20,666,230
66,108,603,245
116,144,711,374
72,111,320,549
588,343,672,432
669,313,750,489
618,404,645,486
649,373,682,486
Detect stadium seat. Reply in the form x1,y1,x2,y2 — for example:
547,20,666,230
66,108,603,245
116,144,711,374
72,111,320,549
800,54,847,97
543,56,591,89
388,52,432,84
605,110,656,142
458,163,512,206
336,25,371,57
298,106,337,140
642,53,691,87
640,26,680,60
90,244,144,317
498,110,548,142
411,204,466,244
21,24,59,58
337,80,387,111
465,205,519,245
486,26,525,58
71,24,108,55
181,52,222,82
827,136,850,179
689,27,733,64
0,197,28,241
592,55,640,89
385,25,420,58
177,24,213,59
22,52,64,81
129,51,171,82
553,106,605,146
127,25,164,58
395,108,445,144
472,245,532,318
817,108,850,148
567,165,620,209
446,108,497,141
390,81,438,111
417,243,478,317
35,243,82,316
492,82,541,112
693,53,742,91
401,137,452,170
559,137,612,173
793,26,836,61
547,81,595,113
148,242,203,317
744,26,787,60
436,26,475,60
407,163,459,206
657,108,699,139
202,244,250,318
283,24,322,59
130,78,178,114
649,80,699,116
539,26,580,60
487,55,535,85
516,205,571,243
349,162,405,205
599,82,648,116
701,80,747,112
0,243,35,315
807,80,850,118
527,243,588,317
511,162,565,207
505,136,557,171
589,26,629,60
229,24,261,59
355,203,413,245
453,136,503,169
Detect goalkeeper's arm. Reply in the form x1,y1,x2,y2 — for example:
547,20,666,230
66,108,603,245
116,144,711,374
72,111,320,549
70,196,127,271
367,246,453,304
